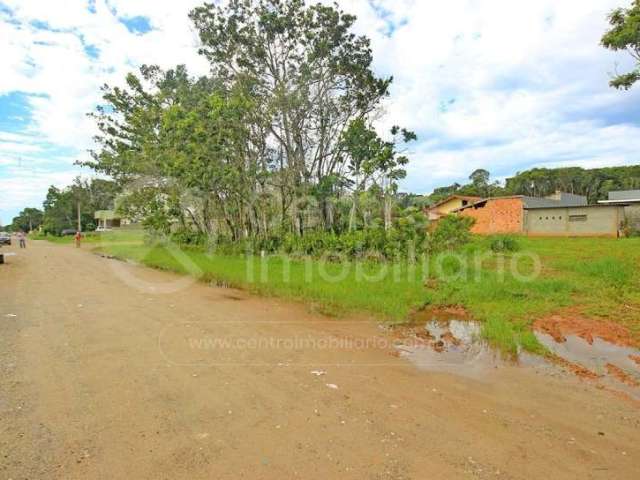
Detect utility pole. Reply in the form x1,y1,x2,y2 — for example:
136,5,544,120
77,200,82,233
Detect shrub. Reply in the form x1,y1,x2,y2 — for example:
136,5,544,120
431,215,475,251
165,206,432,261
170,228,207,247
489,235,521,253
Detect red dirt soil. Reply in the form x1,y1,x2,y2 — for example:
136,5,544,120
534,311,637,348
606,364,640,388
553,357,601,381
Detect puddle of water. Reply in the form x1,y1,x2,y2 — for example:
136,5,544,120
535,332,640,376
397,314,640,399
535,332,640,400
396,318,509,379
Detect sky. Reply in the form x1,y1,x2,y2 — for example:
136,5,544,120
1,0,639,225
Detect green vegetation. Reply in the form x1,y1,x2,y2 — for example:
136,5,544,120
53,230,640,355
430,215,475,251
428,165,640,205
78,0,416,252
16,0,640,358
10,207,44,233
13,178,120,235
601,0,640,90
31,229,143,245
489,235,521,253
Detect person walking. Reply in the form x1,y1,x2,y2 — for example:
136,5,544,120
74,231,82,248
18,231,26,249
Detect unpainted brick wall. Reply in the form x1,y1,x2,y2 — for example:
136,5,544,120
460,198,524,234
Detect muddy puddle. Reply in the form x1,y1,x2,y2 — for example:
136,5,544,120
396,311,640,400
395,316,531,379
535,332,640,399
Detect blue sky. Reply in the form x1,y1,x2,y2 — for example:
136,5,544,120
1,0,639,225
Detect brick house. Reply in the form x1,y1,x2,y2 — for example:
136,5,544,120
456,196,525,234
426,195,481,221
455,192,625,237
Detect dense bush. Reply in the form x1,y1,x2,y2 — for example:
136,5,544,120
162,207,438,260
170,228,208,247
430,215,475,251
165,209,479,260
489,235,521,253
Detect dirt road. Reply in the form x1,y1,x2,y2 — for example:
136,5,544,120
1,241,639,479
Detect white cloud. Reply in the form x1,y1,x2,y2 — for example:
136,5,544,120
1,0,639,223
349,0,640,191
0,168,81,225
0,0,207,150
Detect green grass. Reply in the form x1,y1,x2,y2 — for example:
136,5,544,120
95,241,433,320
31,230,144,245
40,231,640,355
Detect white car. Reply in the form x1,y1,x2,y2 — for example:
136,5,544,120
0,232,11,246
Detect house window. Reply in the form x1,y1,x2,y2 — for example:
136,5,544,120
569,214,587,222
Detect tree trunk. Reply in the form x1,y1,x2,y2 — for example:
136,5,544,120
384,194,392,231
349,195,358,232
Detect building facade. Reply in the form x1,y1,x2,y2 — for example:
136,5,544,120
598,190,640,230
457,197,524,234
523,205,625,237
426,195,481,221
456,192,625,237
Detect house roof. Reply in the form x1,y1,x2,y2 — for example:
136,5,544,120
598,190,640,204
94,210,120,220
524,203,628,210
428,195,482,210
522,196,586,208
454,192,591,212
546,192,588,206
609,189,640,200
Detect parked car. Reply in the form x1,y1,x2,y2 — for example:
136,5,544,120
0,232,11,245
61,229,77,236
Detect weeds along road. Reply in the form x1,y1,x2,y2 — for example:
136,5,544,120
1,241,638,479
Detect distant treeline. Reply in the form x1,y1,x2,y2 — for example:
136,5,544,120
427,165,640,204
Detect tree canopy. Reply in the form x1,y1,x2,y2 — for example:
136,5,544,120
11,208,44,233
602,0,640,89
40,178,120,235
82,0,416,246
428,165,640,205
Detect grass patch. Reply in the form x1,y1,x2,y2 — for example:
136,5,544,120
31,229,145,245
573,257,633,289
42,231,640,354
96,242,431,320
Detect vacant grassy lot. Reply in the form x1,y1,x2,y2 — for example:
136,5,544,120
39,230,640,354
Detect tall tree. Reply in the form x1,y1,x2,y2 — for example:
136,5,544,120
602,0,640,89
189,0,391,232
469,168,491,197
39,178,120,235
83,2,416,243
340,120,415,231
11,208,44,232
